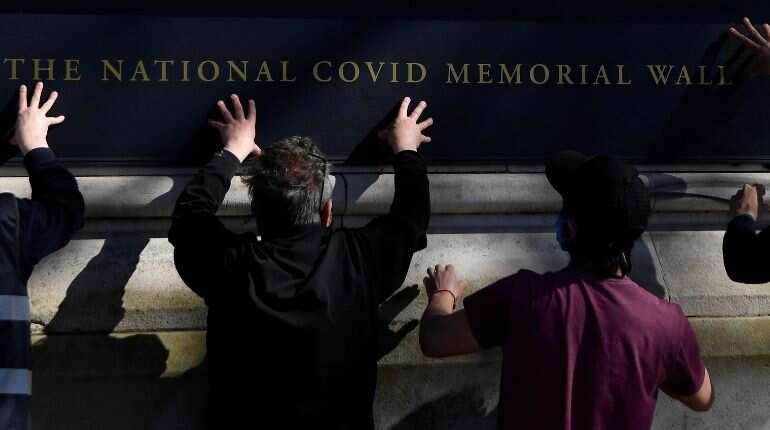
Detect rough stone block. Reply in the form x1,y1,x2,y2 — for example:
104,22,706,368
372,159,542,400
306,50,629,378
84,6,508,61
651,231,770,317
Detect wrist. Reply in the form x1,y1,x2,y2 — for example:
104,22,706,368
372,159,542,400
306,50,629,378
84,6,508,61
393,146,418,154
223,146,248,163
737,209,758,220
431,289,457,310
19,141,49,156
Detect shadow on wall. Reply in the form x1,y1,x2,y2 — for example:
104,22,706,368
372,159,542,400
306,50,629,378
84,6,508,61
391,391,498,430
30,178,209,430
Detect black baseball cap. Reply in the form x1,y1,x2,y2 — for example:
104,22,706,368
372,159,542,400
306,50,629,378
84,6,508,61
546,151,651,251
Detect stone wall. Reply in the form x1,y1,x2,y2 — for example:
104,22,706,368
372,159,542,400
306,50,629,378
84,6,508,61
11,165,770,429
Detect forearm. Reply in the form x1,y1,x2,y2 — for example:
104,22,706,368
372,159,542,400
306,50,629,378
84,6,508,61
169,150,242,298
26,148,84,227
390,150,430,233
419,293,457,356
665,368,714,412
170,150,240,244
17,148,85,274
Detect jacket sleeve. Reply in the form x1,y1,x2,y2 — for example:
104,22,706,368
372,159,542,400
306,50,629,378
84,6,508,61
168,150,243,300
355,150,430,303
17,147,85,279
723,213,770,283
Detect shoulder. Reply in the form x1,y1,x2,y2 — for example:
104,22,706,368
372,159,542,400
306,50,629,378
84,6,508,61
0,193,18,207
472,269,543,299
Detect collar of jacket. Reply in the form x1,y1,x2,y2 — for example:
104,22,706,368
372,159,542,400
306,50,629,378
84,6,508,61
259,223,329,241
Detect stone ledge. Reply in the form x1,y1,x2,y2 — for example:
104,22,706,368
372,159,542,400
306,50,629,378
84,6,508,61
27,316,770,380
1,171,767,220
26,230,770,333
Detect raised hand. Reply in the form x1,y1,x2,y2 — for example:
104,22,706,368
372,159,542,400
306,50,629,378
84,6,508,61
209,94,261,162
12,82,65,155
729,17,770,77
378,97,433,153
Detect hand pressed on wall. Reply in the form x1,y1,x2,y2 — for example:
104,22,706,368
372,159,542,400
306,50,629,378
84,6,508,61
377,97,433,153
424,264,468,308
11,82,65,155
729,17,770,77
209,93,261,162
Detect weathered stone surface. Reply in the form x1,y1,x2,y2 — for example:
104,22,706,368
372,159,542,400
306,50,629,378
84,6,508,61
28,317,770,379
25,329,770,430
691,317,770,357
7,169,770,429
345,173,561,215
28,237,206,333
3,171,769,220
27,231,674,333
652,231,770,317
28,227,770,332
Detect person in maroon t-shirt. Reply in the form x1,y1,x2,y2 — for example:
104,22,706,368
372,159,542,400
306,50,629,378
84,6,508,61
419,151,713,429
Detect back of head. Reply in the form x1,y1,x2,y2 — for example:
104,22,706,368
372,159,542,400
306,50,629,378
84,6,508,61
547,152,651,278
241,136,333,232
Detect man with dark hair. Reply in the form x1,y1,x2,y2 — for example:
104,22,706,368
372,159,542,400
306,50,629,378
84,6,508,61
0,82,85,429
168,95,433,429
419,151,713,430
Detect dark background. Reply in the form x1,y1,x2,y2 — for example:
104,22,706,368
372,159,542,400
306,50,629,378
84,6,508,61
0,1,768,23
0,1,770,166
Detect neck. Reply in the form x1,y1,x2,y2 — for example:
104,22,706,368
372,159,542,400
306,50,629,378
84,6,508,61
569,258,625,278
257,220,324,239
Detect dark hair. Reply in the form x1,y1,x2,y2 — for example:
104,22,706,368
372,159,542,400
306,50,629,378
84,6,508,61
241,136,333,231
563,206,639,278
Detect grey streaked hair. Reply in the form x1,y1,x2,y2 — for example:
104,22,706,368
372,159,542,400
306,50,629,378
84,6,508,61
241,136,334,227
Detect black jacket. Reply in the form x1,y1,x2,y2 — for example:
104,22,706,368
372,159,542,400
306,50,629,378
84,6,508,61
723,213,770,283
0,147,84,430
168,149,429,429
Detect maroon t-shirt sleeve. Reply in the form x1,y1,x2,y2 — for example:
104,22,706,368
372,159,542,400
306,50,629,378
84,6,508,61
463,271,530,349
661,312,706,396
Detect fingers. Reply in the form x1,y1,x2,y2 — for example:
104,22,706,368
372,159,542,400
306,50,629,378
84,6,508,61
47,115,65,125
410,100,427,120
252,145,262,157
208,119,226,129
446,264,455,276
398,97,411,118
427,265,443,279
730,27,763,50
744,17,768,45
756,183,766,198
420,135,432,143
17,84,27,112
418,117,433,131
765,23,770,40
30,82,43,109
231,94,245,120
40,91,58,114
247,99,256,122
216,100,234,123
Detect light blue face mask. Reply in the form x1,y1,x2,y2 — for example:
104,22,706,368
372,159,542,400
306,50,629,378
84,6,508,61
555,212,571,251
